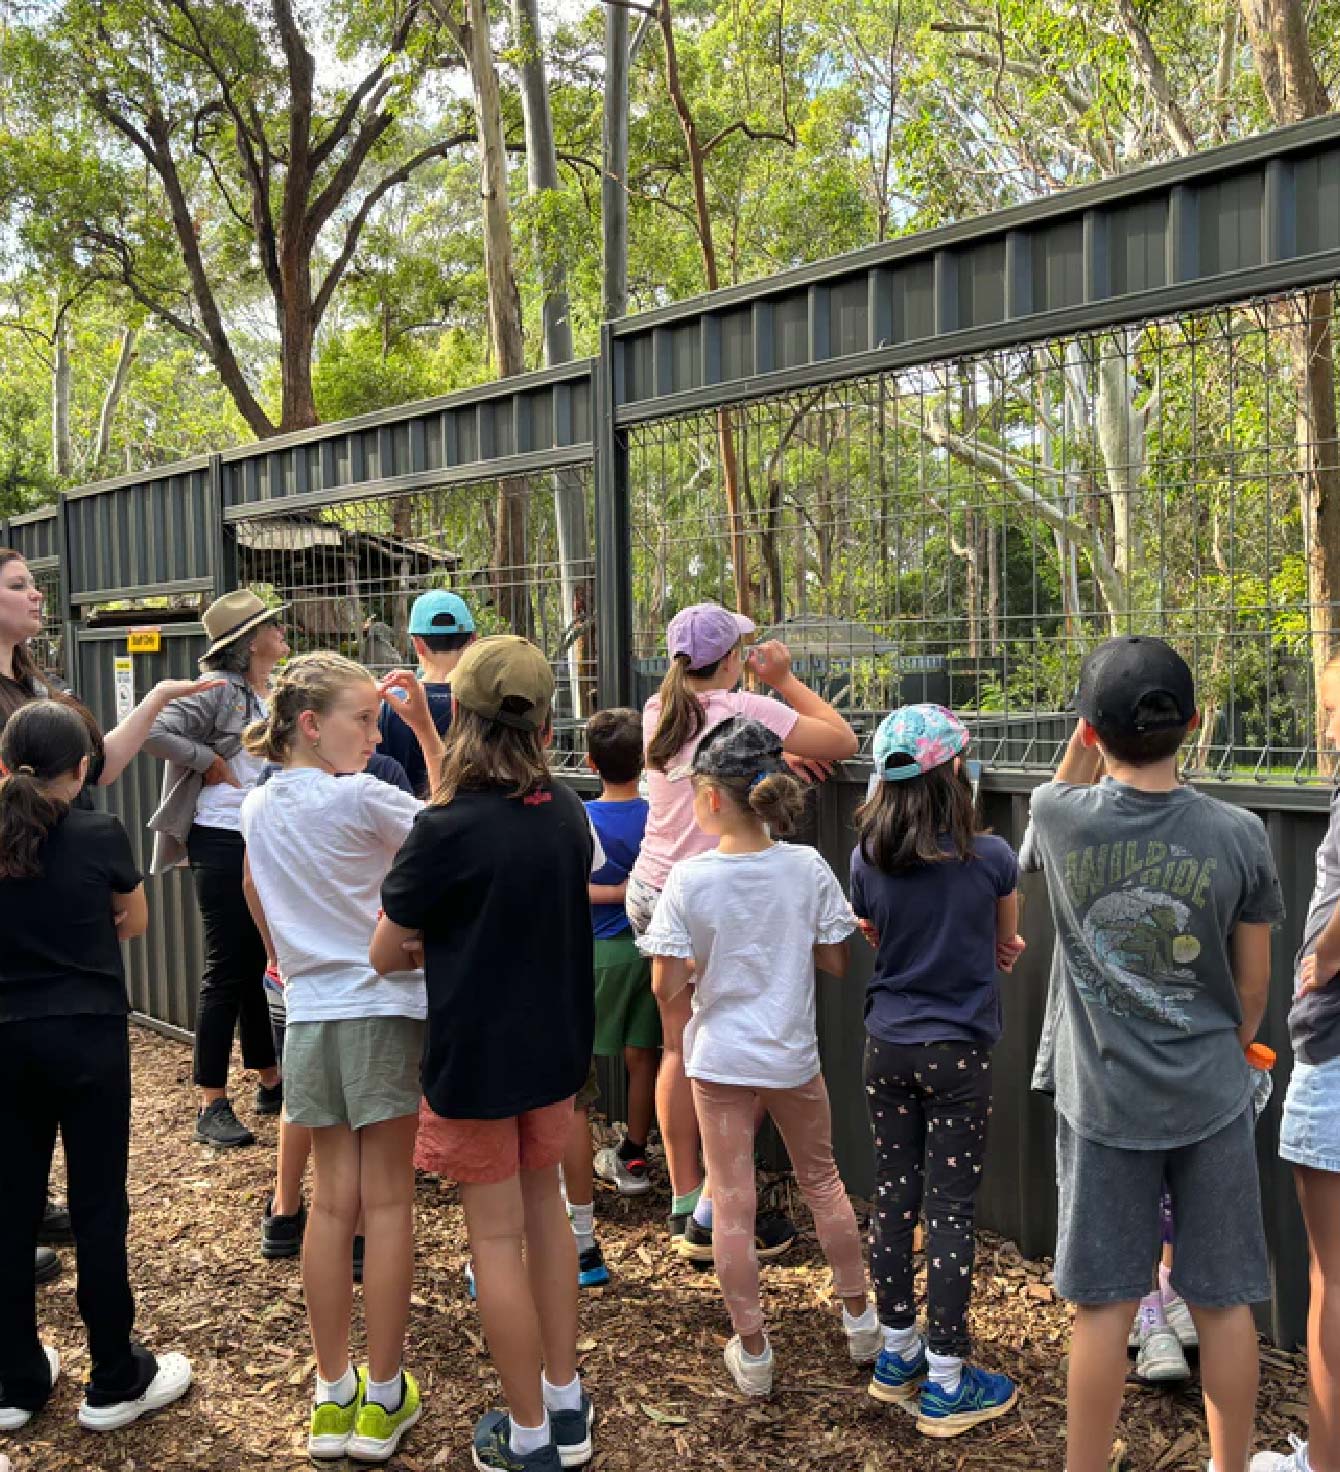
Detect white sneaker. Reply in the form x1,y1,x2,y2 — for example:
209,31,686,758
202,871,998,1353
1163,1293,1199,1349
723,1336,774,1397
1250,1436,1310,1471
0,1345,59,1431
844,1317,884,1365
78,1351,193,1431
593,1145,651,1197
1134,1321,1191,1383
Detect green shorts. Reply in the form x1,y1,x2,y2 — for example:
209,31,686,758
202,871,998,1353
284,1017,426,1131
593,932,661,1056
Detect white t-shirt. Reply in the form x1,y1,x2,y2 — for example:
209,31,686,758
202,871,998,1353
195,700,269,831
239,768,426,1024
638,843,856,1089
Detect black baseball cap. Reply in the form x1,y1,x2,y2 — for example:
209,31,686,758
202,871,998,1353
1074,636,1196,736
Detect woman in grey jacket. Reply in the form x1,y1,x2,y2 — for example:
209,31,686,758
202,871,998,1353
144,592,290,1148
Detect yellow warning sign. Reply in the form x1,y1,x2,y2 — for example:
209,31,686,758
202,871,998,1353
127,628,162,654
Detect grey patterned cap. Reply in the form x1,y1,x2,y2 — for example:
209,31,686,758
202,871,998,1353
689,716,785,785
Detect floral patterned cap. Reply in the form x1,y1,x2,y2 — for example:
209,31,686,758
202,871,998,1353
872,704,969,782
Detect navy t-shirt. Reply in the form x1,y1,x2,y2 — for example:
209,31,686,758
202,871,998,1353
258,752,413,794
585,797,649,940
850,833,1019,1046
377,683,453,798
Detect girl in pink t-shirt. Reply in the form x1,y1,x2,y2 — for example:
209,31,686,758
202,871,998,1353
626,602,857,1246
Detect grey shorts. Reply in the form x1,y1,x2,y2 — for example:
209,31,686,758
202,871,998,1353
284,1017,426,1131
1054,1108,1270,1308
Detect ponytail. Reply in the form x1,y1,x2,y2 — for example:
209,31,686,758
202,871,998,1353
647,654,720,772
0,701,91,879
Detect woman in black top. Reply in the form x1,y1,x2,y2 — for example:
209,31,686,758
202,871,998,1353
0,702,194,1432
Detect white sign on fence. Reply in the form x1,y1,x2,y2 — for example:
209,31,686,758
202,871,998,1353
113,655,134,724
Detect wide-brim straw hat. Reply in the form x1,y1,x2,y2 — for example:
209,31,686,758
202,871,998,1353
201,590,289,660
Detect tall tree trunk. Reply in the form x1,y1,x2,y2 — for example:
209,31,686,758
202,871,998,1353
512,0,594,713
657,0,750,616
1241,0,1337,755
51,298,72,479
602,1,630,323
91,325,138,471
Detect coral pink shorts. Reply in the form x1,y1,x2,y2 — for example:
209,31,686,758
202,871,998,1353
414,1095,575,1185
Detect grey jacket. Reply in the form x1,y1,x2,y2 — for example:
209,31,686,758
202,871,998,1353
143,672,268,873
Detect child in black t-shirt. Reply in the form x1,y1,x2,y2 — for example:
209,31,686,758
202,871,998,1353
0,701,193,1434
371,637,596,1472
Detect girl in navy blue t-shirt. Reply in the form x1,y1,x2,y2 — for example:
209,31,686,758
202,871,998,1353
850,704,1021,1439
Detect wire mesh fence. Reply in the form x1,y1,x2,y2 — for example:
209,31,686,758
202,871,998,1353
232,468,597,771
629,285,1340,783
31,564,66,681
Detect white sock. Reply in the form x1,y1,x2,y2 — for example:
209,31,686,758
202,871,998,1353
692,1195,714,1229
509,1412,551,1457
842,1305,878,1334
926,1349,963,1394
365,1371,403,1412
881,1322,922,1358
316,1365,357,1406
740,1338,771,1364
569,1203,596,1252
541,1372,583,1414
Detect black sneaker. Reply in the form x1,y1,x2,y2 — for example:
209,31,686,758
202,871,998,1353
676,1218,714,1265
260,1198,306,1260
255,1081,283,1117
193,1099,255,1149
39,1198,73,1245
35,1247,61,1285
675,1211,799,1267
667,1211,689,1243
352,1235,365,1285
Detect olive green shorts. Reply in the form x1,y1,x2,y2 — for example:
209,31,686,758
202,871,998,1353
283,1017,426,1131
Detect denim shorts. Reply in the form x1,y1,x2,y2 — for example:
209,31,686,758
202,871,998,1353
1280,1054,1340,1174
1054,1108,1270,1308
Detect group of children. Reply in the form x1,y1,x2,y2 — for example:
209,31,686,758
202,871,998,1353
0,588,1336,1472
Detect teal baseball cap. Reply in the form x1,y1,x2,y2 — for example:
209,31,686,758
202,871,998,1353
409,590,475,637
873,704,970,782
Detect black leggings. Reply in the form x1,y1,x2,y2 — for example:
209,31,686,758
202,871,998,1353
864,1034,994,1358
0,1016,157,1412
187,824,275,1090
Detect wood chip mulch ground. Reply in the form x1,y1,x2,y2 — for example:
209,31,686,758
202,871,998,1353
4,1027,1312,1472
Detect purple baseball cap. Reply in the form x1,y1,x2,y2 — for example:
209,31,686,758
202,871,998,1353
666,603,755,669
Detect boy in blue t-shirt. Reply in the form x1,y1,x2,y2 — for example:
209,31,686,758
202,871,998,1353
376,591,475,797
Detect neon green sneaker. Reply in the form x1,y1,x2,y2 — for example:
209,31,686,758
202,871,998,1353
308,1369,366,1460
347,1370,422,1463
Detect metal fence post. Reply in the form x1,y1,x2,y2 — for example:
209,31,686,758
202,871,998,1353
595,335,633,709
206,451,235,596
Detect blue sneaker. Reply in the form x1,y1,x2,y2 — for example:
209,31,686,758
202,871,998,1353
916,1364,1018,1438
471,1410,562,1471
550,1394,594,1467
465,1259,477,1301
577,1244,610,1289
868,1343,928,1409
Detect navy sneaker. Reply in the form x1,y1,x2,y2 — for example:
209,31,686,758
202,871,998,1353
577,1244,609,1289
550,1394,594,1468
868,1342,928,1409
471,1410,562,1470
916,1364,1018,1439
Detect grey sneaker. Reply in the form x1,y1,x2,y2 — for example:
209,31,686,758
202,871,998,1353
723,1335,773,1397
1134,1319,1191,1383
593,1146,650,1197
193,1099,255,1148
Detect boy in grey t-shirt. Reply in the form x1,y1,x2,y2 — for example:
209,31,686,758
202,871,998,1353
1027,636,1283,1472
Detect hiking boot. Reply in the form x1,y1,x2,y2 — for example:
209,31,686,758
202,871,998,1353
593,1145,650,1197
550,1393,595,1468
471,1410,562,1470
255,1081,284,1116
347,1370,421,1463
308,1369,366,1460
916,1364,1017,1438
35,1247,61,1285
0,1345,58,1431
194,1099,254,1148
78,1351,193,1431
577,1243,610,1289
39,1198,73,1245
723,1335,773,1397
869,1342,928,1409
261,1197,307,1260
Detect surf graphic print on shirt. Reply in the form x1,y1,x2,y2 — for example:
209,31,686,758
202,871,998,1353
1062,839,1218,1032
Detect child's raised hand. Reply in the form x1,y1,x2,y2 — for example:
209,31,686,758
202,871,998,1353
783,752,836,784
747,639,792,687
996,935,1027,972
378,670,429,725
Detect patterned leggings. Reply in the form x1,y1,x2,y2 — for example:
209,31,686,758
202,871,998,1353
865,1035,993,1358
692,1074,868,1338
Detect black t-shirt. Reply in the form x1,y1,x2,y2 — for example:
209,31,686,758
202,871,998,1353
0,808,142,1022
381,781,595,1120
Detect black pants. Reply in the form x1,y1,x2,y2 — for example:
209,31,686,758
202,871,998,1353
188,824,275,1089
865,1034,994,1358
0,1016,157,1412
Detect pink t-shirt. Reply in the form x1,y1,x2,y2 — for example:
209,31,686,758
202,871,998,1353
633,689,800,891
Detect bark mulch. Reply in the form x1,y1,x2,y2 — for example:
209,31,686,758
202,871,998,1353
4,1027,1311,1472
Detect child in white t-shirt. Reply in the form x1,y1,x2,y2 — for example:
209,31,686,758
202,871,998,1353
639,716,879,1396
239,652,441,1466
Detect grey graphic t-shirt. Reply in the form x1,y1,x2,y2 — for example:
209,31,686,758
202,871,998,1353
1291,784,1340,1065
1026,779,1284,1149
